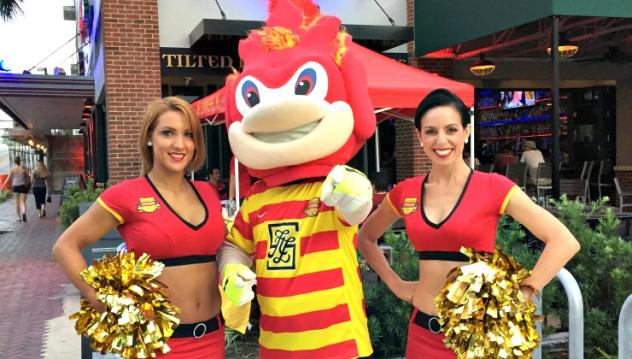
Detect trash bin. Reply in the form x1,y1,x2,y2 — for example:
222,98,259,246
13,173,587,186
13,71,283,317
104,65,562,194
78,202,123,359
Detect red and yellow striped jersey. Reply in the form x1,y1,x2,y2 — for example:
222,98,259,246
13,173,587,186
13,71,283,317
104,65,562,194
229,179,372,358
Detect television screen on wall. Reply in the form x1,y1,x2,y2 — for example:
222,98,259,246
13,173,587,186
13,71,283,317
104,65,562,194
477,89,549,109
501,90,535,109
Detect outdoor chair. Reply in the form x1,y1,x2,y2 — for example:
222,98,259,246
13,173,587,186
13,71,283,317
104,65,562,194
590,160,613,199
535,162,553,206
614,177,632,212
580,160,594,201
505,162,527,192
560,178,588,203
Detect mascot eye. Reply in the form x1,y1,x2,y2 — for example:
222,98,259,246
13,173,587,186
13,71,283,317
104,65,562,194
294,68,316,95
241,80,260,107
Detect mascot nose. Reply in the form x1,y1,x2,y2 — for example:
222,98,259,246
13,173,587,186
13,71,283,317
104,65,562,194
241,96,328,134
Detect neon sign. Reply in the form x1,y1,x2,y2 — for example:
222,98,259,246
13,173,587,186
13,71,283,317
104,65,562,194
0,60,10,72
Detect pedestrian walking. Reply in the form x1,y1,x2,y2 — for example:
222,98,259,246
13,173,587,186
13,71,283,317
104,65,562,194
2,156,30,222
31,159,50,218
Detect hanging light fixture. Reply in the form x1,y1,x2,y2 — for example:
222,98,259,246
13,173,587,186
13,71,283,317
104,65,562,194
470,54,496,77
546,33,579,58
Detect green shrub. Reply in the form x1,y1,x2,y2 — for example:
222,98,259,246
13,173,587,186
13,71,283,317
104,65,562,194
0,190,12,203
499,195,632,357
363,195,632,357
59,179,104,229
363,230,417,358
546,195,632,357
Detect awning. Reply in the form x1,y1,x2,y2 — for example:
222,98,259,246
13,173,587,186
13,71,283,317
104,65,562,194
414,0,632,56
193,43,474,122
190,19,413,53
349,42,474,109
0,73,94,130
191,87,226,124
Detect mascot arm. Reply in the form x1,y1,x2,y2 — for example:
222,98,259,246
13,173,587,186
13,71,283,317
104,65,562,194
218,241,256,305
320,165,373,225
217,234,256,333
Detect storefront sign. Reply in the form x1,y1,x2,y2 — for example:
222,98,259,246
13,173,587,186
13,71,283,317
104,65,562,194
160,48,241,76
162,54,236,69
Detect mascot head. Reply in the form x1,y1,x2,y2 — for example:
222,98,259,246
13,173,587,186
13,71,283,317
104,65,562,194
224,0,375,186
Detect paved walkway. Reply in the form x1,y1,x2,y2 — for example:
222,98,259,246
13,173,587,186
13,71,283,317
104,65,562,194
0,194,80,358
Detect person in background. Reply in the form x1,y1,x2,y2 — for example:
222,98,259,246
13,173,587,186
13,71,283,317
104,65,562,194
2,156,30,222
358,89,580,358
369,171,389,214
494,144,519,175
209,168,228,200
31,159,50,218
462,147,480,168
53,97,227,358
520,140,548,186
228,156,253,202
505,90,524,109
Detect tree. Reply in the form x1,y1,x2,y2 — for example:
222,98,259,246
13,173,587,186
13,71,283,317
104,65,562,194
1,0,23,21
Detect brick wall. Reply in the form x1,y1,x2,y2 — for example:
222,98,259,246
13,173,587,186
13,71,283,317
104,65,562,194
48,136,84,192
102,0,161,182
394,0,453,180
615,170,632,208
394,120,431,181
616,80,632,167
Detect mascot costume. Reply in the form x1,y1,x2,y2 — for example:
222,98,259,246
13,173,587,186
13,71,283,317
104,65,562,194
218,0,376,358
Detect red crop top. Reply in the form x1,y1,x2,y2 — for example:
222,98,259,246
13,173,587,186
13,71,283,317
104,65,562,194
97,177,224,265
386,171,517,260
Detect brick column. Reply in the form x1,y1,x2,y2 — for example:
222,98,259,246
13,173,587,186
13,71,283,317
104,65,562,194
102,0,161,182
394,0,454,180
614,80,632,208
614,168,632,209
394,120,431,182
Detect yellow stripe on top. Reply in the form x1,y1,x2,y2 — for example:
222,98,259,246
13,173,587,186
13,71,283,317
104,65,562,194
499,185,519,214
246,181,324,213
260,322,355,351
258,286,347,316
228,225,255,255
97,197,124,224
255,248,346,279
385,193,401,216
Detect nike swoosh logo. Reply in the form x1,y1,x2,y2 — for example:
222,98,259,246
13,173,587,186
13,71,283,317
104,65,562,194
256,211,267,218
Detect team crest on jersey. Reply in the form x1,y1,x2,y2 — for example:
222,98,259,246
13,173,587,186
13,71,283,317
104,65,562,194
304,197,320,217
401,197,418,215
137,197,161,213
266,222,299,270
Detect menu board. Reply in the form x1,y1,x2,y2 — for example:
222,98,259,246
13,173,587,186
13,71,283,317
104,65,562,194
60,175,81,205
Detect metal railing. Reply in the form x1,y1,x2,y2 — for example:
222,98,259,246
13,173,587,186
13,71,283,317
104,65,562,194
557,268,584,359
533,268,584,359
619,294,632,359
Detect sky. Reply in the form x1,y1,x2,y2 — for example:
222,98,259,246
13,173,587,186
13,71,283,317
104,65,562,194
0,0,77,75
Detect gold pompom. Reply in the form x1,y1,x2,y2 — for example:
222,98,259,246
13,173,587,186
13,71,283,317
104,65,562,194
435,248,540,358
69,252,180,358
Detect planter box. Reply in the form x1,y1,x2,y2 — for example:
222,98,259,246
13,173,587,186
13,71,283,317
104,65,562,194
78,201,122,261
77,201,123,359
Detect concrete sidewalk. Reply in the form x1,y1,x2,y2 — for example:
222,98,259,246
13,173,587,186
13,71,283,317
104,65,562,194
0,194,80,358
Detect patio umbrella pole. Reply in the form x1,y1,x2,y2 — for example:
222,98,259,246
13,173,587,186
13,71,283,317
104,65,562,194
551,16,561,198
470,106,475,169
375,125,380,173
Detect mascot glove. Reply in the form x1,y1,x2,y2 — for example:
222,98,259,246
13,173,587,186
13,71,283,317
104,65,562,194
222,263,257,306
321,165,373,224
